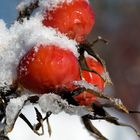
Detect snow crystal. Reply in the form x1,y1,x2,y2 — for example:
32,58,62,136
5,95,29,133
39,93,90,116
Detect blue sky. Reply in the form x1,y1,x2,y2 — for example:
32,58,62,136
0,0,18,26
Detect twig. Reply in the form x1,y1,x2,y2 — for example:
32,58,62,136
17,0,39,22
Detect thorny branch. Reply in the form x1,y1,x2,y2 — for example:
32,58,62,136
0,82,140,140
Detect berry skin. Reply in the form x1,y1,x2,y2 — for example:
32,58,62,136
74,56,105,106
17,44,80,94
42,0,95,43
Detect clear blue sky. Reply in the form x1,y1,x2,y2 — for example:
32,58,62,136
0,0,18,26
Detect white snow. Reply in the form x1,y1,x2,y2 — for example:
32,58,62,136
10,16,79,57
0,20,16,86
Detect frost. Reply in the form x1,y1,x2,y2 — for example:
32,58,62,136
73,80,101,93
39,93,90,116
5,94,29,133
102,71,112,85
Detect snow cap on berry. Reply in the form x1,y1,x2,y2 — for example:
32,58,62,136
0,16,79,87
10,16,79,57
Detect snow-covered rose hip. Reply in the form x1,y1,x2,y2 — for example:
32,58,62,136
74,56,105,106
17,44,80,93
42,0,95,43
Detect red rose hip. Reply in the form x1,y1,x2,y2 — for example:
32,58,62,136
42,0,95,43
17,44,80,93
74,56,105,106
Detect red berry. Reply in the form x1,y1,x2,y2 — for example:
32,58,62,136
42,0,95,43
74,56,105,106
17,44,80,93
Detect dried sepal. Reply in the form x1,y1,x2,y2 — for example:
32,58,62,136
19,113,34,131
78,47,106,82
82,116,108,140
19,111,44,136
109,98,129,113
78,42,112,85
46,112,52,137
34,111,52,136
34,107,44,136
85,102,140,138
86,90,129,114
34,107,43,124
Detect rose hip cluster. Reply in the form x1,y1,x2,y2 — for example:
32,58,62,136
17,0,105,106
